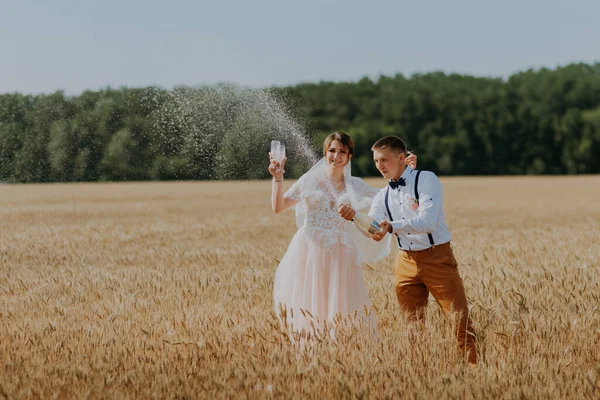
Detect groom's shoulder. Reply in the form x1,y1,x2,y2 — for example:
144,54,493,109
415,170,441,185
416,170,438,178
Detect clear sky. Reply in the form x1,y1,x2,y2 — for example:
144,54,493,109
1,0,599,95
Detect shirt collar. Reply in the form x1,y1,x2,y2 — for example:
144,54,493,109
388,167,414,188
400,166,414,181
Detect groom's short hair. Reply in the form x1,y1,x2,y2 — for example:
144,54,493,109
371,136,407,154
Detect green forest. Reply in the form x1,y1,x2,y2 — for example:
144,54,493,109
1,62,599,183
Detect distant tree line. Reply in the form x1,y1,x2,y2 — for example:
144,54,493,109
1,62,599,183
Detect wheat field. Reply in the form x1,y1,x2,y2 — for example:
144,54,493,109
1,176,599,399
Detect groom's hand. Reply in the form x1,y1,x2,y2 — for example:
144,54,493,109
405,152,417,170
338,204,355,221
371,220,392,241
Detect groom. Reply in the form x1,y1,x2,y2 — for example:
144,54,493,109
339,136,477,365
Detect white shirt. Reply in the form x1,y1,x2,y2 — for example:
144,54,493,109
368,167,451,251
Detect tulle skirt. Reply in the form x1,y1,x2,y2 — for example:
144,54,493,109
273,227,377,339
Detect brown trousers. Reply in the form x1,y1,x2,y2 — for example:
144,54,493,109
393,242,477,364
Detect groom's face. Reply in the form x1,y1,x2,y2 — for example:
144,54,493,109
373,148,406,180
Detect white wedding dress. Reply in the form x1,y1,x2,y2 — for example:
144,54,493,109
273,159,390,338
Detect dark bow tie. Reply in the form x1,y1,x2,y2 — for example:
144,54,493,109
388,178,406,189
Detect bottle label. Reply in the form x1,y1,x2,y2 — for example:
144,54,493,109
368,221,381,234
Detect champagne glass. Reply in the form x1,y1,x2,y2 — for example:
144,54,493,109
271,140,285,162
270,140,280,160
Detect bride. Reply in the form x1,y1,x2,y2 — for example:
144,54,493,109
268,132,416,339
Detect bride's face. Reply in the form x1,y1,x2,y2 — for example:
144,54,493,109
326,140,350,170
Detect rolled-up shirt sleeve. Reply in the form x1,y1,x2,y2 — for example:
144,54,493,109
391,172,442,235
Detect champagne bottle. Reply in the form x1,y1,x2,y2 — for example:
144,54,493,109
352,212,383,234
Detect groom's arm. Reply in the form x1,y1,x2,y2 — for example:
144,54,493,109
391,172,443,235
368,190,388,223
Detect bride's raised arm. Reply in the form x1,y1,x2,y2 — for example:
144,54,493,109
269,155,300,214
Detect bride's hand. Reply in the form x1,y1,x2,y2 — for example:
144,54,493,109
405,152,417,169
268,153,286,179
338,204,355,221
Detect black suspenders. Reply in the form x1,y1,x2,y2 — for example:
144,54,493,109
385,170,435,248
384,186,402,248
414,170,435,246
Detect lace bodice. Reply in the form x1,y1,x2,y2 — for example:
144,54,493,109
282,167,390,265
286,181,354,250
